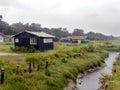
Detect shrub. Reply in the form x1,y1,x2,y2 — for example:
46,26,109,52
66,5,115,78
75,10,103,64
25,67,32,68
87,43,95,52
45,69,51,76
26,56,39,64
10,46,37,53
61,58,68,63
104,42,112,45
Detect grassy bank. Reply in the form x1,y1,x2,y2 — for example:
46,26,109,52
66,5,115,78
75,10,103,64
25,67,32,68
99,41,120,51
100,54,120,90
0,42,108,90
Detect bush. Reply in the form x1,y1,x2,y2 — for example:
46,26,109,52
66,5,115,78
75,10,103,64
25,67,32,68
26,56,39,64
87,43,95,52
45,69,51,76
61,58,68,63
104,42,112,45
10,46,37,53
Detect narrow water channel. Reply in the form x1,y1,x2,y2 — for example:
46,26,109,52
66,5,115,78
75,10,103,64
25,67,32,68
76,52,119,90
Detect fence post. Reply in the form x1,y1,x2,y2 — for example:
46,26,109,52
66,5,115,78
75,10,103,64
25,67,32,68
16,65,19,75
33,62,35,69
37,65,40,71
29,63,32,73
45,61,48,69
1,68,4,84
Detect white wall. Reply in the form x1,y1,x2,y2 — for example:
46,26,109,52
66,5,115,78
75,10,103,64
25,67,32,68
78,40,81,44
0,36,4,42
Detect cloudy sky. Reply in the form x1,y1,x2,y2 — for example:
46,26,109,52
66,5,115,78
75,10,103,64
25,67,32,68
0,0,120,36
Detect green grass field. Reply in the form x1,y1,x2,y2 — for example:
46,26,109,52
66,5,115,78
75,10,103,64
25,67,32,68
0,42,110,90
0,42,14,52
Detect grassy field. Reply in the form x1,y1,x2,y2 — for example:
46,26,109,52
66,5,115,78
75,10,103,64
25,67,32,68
0,42,109,90
0,42,14,52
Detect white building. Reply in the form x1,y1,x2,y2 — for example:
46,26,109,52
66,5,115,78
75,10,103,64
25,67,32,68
0,33,12,43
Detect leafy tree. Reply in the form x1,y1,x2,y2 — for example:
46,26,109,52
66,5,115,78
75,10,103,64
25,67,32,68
0,15,116,40
0,20,11,34
72,29,84,36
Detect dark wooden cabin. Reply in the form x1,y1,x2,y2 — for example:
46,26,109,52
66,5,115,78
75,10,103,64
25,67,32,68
13,30,55,51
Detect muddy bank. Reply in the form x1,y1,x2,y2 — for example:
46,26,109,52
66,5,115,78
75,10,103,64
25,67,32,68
64,63,106,90
64,52,119,90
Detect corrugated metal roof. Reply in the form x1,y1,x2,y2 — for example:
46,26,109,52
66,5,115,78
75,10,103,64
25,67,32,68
60,36,87,40
26,31,55,38
13,30,55,38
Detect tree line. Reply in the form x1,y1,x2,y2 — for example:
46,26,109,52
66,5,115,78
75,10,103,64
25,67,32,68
0,16,115,40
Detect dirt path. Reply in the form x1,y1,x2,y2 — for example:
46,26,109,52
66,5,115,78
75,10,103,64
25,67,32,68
0,52,23,56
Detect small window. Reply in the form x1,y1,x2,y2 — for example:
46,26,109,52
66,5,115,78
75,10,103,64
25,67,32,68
30,38,37,45
15,39,19,43
43,39,53,43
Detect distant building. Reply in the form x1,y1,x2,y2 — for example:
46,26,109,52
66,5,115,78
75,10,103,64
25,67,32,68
6,35,14,42
60,36,89,44
0,33,11,43
13,30,55,51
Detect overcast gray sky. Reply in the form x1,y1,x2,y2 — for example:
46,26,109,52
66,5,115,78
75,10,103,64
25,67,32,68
0,0,120,36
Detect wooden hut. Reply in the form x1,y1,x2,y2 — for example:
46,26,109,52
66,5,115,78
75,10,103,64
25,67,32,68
13,30,55,51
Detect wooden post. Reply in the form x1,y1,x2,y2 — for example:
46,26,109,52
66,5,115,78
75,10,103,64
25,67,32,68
29,63,32,73
45,61,48,69
37,65,40,71
16,65,19,75
1,68,4,84
33,62,35,69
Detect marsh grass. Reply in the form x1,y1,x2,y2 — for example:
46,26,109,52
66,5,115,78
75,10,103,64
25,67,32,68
0,42,14,52
0,42,109,90
103,54,120,90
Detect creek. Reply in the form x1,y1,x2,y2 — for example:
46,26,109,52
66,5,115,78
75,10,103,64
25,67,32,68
76,52,119,90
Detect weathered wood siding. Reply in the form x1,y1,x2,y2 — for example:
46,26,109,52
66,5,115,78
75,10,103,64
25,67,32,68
14,32,54,51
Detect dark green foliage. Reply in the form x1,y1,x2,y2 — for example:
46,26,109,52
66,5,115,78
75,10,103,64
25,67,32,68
87,43,95,52
61,58,68,63
87,32,114,40
10,46,37,53
72,29,84,36
26,56,39,63
104,41,112,44
45,69,51,76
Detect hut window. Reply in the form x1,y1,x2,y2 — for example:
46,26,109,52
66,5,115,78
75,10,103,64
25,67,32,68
30,38,37,44
15,39,19,43
44,39,53,43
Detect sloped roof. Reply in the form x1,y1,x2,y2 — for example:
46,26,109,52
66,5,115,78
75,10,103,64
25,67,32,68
13,30,55,38
0,33,9,38
60,36,87,40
